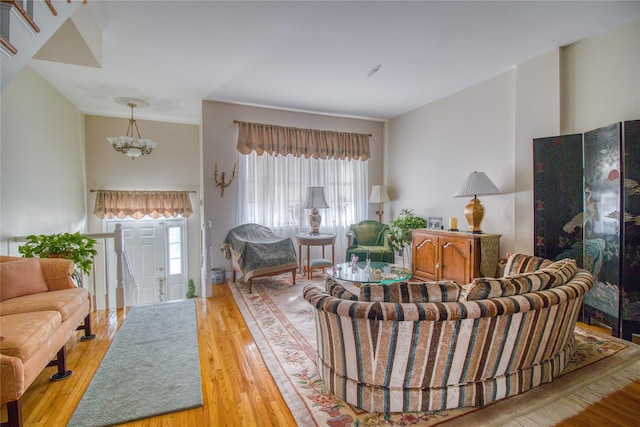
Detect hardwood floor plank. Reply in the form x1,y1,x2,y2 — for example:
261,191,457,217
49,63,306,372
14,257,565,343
2,283,638,426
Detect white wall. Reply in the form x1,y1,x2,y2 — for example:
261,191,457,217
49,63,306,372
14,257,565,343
561,18,640,133
386,18,639,259
84,115,201,299
387,71,516,255
202,101,384,272
514,50,561,254
1,66,87,254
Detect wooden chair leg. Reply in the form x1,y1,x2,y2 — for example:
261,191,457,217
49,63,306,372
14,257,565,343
292,270,296,286
248,278,253,293
1,399,23,427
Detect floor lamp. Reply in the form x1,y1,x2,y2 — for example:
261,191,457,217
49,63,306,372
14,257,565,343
369,185,390,222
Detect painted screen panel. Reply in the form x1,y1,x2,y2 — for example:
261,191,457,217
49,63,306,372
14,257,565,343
582,122,622,336
533,134,583,262
622,119,640,339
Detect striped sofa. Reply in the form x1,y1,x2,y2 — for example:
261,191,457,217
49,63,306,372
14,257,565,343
303,255,594,413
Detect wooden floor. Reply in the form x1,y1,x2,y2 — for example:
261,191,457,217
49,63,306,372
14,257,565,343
2,283,639,426
1,283,296,427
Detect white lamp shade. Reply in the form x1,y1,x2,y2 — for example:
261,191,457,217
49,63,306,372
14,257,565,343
369,185,390,203
303,186,329,209
127,147,142,158
138,139,157,149
452,172,501,198
107,136,133,147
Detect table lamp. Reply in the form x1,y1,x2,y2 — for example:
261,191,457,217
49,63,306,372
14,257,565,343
304,186,329,234
452,171,500,234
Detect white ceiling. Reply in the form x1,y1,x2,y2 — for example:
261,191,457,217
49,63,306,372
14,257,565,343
27,1,640,124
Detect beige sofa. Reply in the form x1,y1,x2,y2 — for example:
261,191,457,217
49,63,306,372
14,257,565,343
1,256,94,427
303,254,594,413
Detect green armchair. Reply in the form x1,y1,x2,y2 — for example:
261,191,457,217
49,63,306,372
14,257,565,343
345,220,395,263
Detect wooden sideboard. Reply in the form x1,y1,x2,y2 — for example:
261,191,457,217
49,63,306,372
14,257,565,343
411,229,501,284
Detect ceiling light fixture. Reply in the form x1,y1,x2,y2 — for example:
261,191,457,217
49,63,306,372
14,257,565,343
107,97,157,160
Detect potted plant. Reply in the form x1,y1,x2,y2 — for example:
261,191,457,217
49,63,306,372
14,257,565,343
388,208,427,254
186,278,197,298
18,232,98,285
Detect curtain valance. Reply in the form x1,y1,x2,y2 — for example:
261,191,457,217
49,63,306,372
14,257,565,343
234,120,371,161
93,190,193,219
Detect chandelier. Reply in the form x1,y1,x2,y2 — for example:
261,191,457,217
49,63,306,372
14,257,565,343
106,97,157,160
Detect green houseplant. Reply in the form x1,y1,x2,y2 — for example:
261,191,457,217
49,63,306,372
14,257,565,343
388,209,427,254
186,278,197,298
18,232,98,284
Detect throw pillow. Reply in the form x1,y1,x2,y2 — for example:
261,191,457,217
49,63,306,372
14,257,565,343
539,258,578,287
503,253,553,276
463,271,553,301
358,281,462,303
0,258,49,301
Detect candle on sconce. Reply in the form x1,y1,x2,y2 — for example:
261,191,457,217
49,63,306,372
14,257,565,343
449,217,458,231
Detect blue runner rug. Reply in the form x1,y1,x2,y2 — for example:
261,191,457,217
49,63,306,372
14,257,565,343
68,299,202,426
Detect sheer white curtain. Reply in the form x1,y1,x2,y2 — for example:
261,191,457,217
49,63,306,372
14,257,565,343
237,151,368,263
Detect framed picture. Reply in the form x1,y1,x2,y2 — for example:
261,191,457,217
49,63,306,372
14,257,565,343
428,217,443,230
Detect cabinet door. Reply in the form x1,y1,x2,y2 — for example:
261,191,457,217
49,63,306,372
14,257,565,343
440,236,472,284
413,232,438,280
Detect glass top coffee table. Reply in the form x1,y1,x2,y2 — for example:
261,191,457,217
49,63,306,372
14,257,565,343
327,261,412,286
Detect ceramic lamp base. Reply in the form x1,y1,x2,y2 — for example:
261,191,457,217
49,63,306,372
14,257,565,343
464,197,485,234
309,208,321,234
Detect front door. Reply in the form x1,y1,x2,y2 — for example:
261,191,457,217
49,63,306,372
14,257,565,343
106,219,186,306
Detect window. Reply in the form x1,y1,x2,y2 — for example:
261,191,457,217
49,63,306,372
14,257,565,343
237,151,368,259
168,225,182,275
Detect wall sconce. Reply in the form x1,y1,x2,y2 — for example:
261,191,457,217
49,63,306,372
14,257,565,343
213,163,236,197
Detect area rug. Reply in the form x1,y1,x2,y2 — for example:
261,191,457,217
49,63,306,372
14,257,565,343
68,300,203,427
230,274,640,426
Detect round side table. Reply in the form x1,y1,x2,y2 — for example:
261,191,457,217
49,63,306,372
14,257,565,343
295,232,337,279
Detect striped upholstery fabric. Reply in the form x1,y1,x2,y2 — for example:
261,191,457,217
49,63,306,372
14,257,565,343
303,269,594,413
358,281,462,303
539,258,578,286
504,253,553,276
463,258,579,301
463,271,553,301
325,279,358,301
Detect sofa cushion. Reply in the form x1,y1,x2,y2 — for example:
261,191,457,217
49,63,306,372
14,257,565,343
0,258,49,302
539,258,578,287
0,311,61,362
463,271,554,301
358,281,462,303
0,288,89,321
38,258,76,291
504,253,553,276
